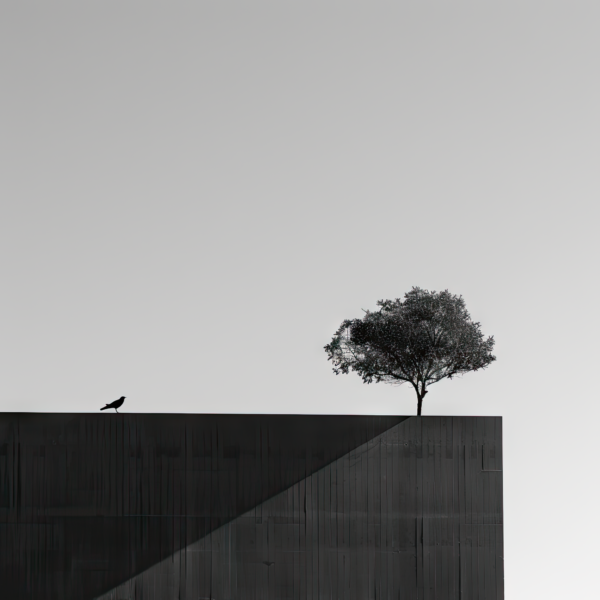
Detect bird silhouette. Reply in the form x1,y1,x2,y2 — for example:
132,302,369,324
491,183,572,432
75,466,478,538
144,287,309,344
100,396,126,413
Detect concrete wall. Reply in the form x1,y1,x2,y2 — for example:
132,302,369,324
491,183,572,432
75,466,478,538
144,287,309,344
0,414,503,599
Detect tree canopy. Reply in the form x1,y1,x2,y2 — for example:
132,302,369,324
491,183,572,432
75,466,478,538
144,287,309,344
324,287,496,415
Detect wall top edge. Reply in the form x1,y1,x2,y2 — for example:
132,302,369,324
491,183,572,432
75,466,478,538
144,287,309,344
0,412,502,418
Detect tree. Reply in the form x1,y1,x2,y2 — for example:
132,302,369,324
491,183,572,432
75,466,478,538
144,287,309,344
324,287,496,415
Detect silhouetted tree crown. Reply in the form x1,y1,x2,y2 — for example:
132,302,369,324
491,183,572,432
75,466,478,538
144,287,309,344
324,287,496,415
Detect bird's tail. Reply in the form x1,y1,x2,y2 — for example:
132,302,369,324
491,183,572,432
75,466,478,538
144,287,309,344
100,405,109,410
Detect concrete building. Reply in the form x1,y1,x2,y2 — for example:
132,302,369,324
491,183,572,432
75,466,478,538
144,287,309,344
0,413,503,599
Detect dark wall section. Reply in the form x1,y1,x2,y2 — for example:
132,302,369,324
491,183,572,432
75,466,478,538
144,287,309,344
0,413,407,599
99,416,504,600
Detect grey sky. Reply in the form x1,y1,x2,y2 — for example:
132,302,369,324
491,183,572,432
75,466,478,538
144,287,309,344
1,3,599,598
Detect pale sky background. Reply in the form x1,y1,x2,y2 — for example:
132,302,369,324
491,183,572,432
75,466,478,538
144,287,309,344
1,2,599,598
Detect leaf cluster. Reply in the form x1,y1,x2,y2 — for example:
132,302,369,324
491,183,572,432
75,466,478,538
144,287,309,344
324,287,496,396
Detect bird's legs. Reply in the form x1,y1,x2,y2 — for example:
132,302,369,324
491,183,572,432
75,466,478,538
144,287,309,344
115,409,119,413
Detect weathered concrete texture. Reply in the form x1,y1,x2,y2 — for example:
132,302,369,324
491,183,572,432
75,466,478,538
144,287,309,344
0,413,407,599
0,414,503,599
98,417,504,600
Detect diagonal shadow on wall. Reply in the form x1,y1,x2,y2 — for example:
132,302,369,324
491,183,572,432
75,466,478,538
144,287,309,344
96,416,504,600
0,413,408,600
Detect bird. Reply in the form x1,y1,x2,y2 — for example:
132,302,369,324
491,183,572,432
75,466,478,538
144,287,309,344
100,396,126,413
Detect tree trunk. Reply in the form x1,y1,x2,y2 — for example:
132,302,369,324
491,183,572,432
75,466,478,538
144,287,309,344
417,389,428,416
